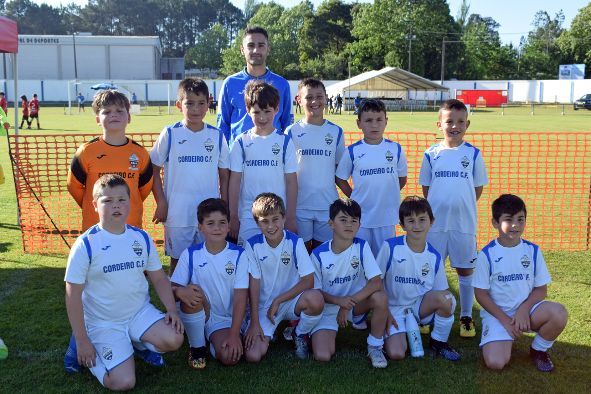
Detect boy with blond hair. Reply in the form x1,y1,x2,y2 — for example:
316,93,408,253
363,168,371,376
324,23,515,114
67,90,153,231
151,77,230,274
64,174,183,390
419,99,488,338
244,193,324,361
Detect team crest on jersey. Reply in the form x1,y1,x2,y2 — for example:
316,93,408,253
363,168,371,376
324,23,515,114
350,256,360,270
225,261,235,275
204,138,214,152
129,153,139,170
280,251,291,265
521,255,531,269
325,133,334,145
272,143,281,155
102,347,113,361
132,240,143,256
421,263,430,277
385,150,394,162
461,156,470,168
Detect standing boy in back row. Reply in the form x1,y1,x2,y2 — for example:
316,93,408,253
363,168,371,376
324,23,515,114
419,99,488,338
336,99,407,256
286,78,346,252
151,78,229,275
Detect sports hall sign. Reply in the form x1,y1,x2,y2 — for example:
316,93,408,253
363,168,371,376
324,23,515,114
19,37,60,44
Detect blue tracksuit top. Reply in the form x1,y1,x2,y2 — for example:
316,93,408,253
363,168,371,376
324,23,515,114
216,67,293,145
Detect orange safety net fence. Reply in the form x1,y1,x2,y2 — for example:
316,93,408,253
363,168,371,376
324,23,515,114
8,131,591,254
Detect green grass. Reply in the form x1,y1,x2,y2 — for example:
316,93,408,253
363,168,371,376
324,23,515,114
1,107,590,392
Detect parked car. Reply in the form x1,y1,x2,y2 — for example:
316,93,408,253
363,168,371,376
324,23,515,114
573,94,591,110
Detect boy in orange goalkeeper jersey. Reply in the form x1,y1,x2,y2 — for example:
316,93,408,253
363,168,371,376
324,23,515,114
67,90,153,231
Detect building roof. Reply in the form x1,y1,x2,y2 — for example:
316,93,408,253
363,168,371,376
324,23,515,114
326,67,448,96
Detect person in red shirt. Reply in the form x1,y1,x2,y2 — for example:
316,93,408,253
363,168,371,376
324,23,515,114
20,95,31,129
29,93,41,130
0,92,8,115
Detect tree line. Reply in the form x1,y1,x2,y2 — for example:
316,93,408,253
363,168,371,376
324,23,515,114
2,0,590,80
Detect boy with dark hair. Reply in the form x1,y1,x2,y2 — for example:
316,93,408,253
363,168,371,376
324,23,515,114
286,77,346,252
419,98,488,338
217,26,292,145
336,99,408,256
64,174,183,389
67,90,153,231
311,197,390,368
377,196,461,362
229,80,298,244
474,194,568,372
29,93,40,129
244,193,324,361
151,77,230,274
171,198,248,369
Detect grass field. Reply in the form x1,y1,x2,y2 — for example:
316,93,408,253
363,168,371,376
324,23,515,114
1,107,590,392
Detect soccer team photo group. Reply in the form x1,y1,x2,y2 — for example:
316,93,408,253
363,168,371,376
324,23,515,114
1,2,590,392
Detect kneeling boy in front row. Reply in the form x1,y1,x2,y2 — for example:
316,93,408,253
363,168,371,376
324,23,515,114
64,174,183,390
244,193,324,361
376,196,461,362
171,198,248,369
311,198,390,368
474,194,568,372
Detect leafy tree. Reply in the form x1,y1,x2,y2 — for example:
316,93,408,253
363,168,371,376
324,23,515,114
185,23,228,71
5,0,66,34
349,0,461,79
558,3,591,78
520,11,566,79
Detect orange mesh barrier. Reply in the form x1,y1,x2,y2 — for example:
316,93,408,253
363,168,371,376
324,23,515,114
8,131,591,254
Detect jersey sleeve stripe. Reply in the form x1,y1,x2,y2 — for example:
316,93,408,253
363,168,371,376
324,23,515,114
138,158,153,188
70,153,87,185
336,126,343,147
218,129,223,154
282,133,291,165
481,240,496,276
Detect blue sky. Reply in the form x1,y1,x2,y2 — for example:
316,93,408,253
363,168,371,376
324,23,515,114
35,0,589,45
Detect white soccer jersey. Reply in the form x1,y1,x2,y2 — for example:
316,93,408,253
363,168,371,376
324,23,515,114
286,120,345,211
336,139,407,227
171,242,249,319
419,141,488,234
312,238,382,298
229,129,297,219
150,122,230,227
473,239,551,317
376,236,448,309
64,224,162,324
246,231,315,310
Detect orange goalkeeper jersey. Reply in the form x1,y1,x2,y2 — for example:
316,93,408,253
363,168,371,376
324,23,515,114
67,137,153,231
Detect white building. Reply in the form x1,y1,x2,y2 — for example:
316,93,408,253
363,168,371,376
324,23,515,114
6,34,162,80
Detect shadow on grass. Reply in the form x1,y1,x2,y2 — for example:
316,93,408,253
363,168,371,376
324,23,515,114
0,242,12,253
0,222,21,230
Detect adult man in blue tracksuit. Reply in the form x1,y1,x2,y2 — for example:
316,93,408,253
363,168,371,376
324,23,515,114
217,26,292,146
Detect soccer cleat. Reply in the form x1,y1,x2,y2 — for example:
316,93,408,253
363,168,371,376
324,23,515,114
419,324,431,335
367,346,388,368
294,334,310,360
459,316,476,338
135,348,165,367
430,338,461,362
188,347,207,370
530,348,554,372
64,334,81,373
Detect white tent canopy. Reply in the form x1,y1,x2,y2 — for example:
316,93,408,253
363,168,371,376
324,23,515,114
326,67,448,100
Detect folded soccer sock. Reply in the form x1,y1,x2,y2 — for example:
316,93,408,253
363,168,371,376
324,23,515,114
458,274,474,318
431,313,454,343
531,334,555,352
180,310,206,348
366,333,384,348
295,312,322,336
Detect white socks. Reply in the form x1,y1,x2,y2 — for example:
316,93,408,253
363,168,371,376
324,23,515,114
458,274,474,318
532,334,554,352
295,312,322,336
180,309,206,348
431,313,454,342
367,333,384,348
